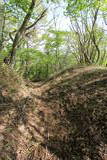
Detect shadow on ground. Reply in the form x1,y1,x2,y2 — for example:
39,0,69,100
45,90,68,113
39,70,107,160
0,68,107,160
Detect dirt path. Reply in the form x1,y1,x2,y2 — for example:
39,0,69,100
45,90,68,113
29,66,105,90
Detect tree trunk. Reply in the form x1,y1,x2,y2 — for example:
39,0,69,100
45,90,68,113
7,0,36,63
0,2,5,52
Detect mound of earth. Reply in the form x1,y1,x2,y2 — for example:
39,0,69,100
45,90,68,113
39,66,107,160
0,66,107,160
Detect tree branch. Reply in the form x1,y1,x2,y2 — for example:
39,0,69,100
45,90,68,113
26,8,47,30
7,0,36,63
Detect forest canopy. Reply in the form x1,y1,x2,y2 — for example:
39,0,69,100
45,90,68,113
0,0,107,80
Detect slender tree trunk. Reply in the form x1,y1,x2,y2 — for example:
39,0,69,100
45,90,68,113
0,1,4,52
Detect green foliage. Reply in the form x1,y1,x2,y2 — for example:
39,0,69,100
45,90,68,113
9,0,31,12
1,0,107,82
14,48,74,81
66,0,107,16
14,29,77,81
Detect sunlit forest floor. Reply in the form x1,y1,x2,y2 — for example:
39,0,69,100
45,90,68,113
0,66,107,160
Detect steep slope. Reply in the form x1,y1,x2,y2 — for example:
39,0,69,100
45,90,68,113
39,66,107,160
0,66,107,160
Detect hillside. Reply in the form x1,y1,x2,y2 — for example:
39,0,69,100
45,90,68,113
0,66,107,160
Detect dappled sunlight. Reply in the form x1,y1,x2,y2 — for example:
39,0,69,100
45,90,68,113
0,91,59,159
0,66,107,159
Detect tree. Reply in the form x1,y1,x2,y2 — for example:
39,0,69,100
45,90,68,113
66,0,107,15
63,0,107,65
0,0,5,51
4,0,47,64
